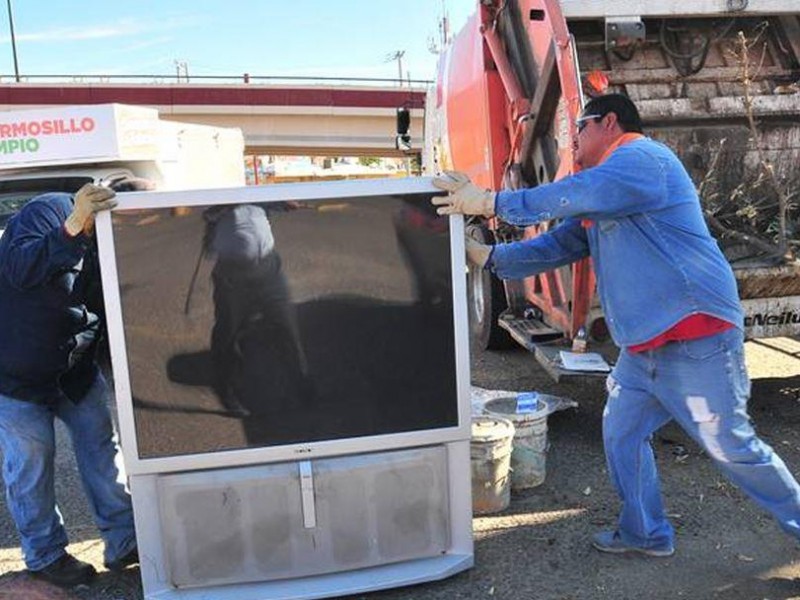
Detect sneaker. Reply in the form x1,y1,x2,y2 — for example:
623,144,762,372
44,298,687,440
105,546,139,572
29,553,96,587
592,530,675,557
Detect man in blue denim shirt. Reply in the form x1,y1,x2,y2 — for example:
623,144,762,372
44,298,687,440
0,182,138,586
433,94,800,557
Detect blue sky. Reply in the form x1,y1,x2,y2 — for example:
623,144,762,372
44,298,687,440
1,1,475,82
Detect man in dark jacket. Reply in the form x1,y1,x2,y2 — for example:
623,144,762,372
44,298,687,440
0,182,137,586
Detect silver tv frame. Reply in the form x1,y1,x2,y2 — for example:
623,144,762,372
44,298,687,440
95,177,474,599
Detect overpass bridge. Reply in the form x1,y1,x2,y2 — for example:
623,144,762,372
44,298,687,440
0,82,427,157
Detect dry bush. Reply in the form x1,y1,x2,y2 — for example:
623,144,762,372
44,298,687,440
698,23,797,263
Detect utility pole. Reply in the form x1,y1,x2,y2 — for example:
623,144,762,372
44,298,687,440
396,51,404,84
174,60,189,83
6,0,20,82
428,0,450,55
385,51,405,86
439,0,450,47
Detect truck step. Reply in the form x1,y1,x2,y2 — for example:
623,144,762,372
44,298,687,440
498,313,620,383
497,314,562,350
532,341,618,383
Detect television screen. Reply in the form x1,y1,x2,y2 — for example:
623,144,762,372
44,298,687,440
109,191,458,459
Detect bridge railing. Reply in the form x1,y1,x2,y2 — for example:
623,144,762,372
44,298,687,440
0,74,434,87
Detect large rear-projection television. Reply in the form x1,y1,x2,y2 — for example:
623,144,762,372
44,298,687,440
96,178,473,600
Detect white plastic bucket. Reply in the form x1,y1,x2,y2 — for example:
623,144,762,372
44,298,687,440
470,416,515,515
483,396,548,490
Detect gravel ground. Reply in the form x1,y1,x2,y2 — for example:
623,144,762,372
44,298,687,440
1,337,799,600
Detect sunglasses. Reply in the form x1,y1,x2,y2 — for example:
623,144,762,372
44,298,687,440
576,114,601,133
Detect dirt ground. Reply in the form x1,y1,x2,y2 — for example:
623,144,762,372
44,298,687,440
1,336,799,600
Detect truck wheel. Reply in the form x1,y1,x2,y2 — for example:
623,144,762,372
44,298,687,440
466,225,515,350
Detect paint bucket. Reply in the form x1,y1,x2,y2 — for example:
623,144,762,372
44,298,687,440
483,395,549,490
470,416,515,515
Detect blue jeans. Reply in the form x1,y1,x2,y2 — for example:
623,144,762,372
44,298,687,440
604,328,800,549
0,374,135,570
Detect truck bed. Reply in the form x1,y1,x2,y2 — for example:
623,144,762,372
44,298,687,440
735,260,800,298
570,15,800,265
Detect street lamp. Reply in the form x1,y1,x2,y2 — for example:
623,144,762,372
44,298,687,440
6,0,20,82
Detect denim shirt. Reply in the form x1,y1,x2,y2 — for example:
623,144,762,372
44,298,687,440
491,137,744,347
0,193,100,404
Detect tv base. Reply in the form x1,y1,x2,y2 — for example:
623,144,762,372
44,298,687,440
131,443,473,599
139,554,473,600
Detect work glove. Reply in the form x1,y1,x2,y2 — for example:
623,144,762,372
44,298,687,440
431,171,496,216
465,236,492,269
65,184,118,236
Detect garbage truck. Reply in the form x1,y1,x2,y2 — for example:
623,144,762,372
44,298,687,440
0,103,245,236
426,0,800,378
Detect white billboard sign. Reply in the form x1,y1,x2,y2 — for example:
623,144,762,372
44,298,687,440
0,104,161,168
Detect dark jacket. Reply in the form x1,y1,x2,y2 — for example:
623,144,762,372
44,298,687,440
0,193,100,404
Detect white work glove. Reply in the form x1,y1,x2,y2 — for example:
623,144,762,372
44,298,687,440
431,171,496,216
64,184,118,236
465,236,492,269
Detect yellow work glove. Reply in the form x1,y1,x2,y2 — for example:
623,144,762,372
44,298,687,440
431,171,496,216
465,236,492,269
64,184,118,236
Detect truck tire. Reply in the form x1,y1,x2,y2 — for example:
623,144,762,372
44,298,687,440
466,224,515,350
